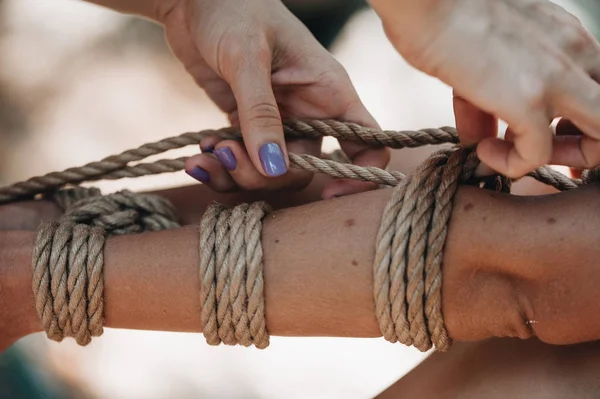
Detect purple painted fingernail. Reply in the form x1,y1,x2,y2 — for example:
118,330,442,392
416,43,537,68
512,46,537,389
186,166,210,183
214,147,237,171
201,146,214,154
259,142,287,177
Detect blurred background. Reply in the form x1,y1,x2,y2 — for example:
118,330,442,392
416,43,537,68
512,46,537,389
0,0,598,398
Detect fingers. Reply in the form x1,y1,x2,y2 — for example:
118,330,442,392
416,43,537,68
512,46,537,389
477,110,552,178
199,135,222,153
553,72,600,141
322,101,390,199
227,49,288,178
187,139,320,192
550,119,600,169
452,91,498,147
185,152,237,192
505,118,600,172
322,140,390,199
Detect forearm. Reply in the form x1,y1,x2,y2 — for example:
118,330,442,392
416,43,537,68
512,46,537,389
4,182,598,349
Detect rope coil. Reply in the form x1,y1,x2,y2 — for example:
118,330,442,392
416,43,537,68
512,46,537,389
199,202,271,349
2,120,595,350
33,221,106,345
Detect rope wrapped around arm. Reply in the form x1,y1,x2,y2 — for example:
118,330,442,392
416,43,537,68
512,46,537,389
2,120,594,350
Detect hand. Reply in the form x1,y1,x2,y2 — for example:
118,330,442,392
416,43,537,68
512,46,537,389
373,0,600,178
158,0,389,198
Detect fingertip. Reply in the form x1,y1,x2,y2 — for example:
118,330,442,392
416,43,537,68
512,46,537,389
478,137,548,178
258,141,288,177
453,95,498,147
185,153,237,192
477,138,516,177
199,135,223,153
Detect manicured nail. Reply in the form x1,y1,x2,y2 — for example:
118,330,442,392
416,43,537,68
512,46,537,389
186,166,210,183
214,147,237,171
259,142,287,177
201,146,214,154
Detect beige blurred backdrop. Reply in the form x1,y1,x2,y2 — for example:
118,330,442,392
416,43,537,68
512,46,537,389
0,0,593,398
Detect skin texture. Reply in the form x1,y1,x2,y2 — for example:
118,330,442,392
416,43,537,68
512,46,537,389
162,0,388,197
85,0,600,192
3,171,600,348
0,149,597,398
370,0,600,178
83,0,389,198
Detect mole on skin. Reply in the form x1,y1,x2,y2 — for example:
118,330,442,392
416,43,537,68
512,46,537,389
345,219,355,227
352,260,358,266
463,203,474,211
547,217,557,224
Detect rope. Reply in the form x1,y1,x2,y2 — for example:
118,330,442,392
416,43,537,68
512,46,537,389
199,202,271,349
33,221,106,345
2,120,594,351
31,187,181,344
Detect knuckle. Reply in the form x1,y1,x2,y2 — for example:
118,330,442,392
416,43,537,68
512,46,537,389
217,33,271,78
520,80,549,112
562,23,593,54
245,101,282,128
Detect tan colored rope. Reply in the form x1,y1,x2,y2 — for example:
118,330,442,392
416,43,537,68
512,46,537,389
33,221,106,345
199,202,271,349
374,148,482,352
2,119,595,350
31,187,181,344
0,121,582,205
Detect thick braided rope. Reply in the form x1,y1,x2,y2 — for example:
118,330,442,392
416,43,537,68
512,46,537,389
32,221,106,345
374,147,483,352
199,202,271,349
5,120,597,350
31,187,181,345
0,121,584,205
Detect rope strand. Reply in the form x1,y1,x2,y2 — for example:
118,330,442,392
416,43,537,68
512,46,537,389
6,119,596,350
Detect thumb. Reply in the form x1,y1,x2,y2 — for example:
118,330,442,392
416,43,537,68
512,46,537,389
453,91,498,147
229,55,288,177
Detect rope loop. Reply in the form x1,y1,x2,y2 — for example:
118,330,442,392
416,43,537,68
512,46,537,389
3,120,598,350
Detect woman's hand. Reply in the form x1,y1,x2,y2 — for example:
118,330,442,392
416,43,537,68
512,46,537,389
371,0,600,178
158,0,389,198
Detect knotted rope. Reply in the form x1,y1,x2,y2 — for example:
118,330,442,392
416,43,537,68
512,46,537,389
0,120,592,351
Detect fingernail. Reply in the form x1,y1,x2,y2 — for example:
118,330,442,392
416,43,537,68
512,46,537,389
259,142,287,177
201,146,214,153
214,147,237,171
186,166,210,183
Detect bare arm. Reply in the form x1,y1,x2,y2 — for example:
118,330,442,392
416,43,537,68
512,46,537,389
3,180,600,352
